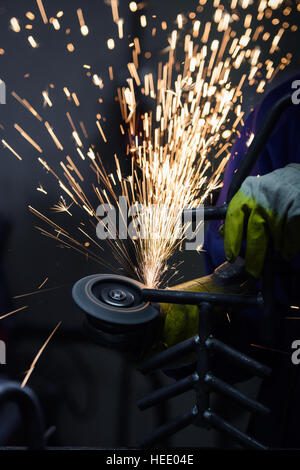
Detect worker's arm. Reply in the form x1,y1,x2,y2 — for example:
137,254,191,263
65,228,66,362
222,163,300,278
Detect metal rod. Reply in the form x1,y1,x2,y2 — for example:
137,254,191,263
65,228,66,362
141,288,263,308
139,336,199,375
204,373,269,416
203,410,268,449
206,338,271,378
137,373,199,410
146,373,172,447
226,94,292,203
183,204,228,222
138,406,198,448
0,382,45,450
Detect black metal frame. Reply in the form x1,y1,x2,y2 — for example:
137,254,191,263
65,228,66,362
0,381,45,450
136,292,271,449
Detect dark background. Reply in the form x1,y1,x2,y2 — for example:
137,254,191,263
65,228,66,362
0,0,298,447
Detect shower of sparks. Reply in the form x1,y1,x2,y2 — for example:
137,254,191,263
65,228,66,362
21,321,62,388
2,1,299,288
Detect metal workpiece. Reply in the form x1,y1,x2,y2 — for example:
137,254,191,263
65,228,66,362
183,204,228,222
0,382,45,450
205,337,272,378
204,374,270,416
141,287,263,308
138,406,198,449
203,410,268,450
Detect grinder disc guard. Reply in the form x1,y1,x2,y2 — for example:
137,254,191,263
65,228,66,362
72,274,158,325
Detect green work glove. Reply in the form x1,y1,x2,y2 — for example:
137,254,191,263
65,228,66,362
222,163,300,278
159,258,254,351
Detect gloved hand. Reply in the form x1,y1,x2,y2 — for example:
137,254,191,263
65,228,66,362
159,258,254,350
222,164,300,278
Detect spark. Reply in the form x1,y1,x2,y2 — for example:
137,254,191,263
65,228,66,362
21,321,62,388
111,0,119,23
52,198,73,216
72,131,83,147
14,124,43,153
251,343,289,355
79,121,88,139
108,66,114,80
246,132,255,147
0,305,28,321
2,139,22,160
26,12,35,21
28,35,38,48
140,15,147,28
38,277,48,289
77,8,89,36
13,285,66,299
42,90,53,107
177,14,183,29
63,87,71,98
36,0,48,24
37,183,47,195
51,18,60,31
129,2,138,13
44,122,64,150
72,92,80,106
96,120,107,143
117,19,124,39
10,17,21,32
67,43,75,52
107,38,115,50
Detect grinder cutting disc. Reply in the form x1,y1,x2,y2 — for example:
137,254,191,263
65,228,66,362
72,274,158,325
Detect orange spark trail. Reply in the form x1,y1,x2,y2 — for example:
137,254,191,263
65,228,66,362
21,321,62,388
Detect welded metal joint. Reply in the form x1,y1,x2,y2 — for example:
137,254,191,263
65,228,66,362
194,302,213,428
